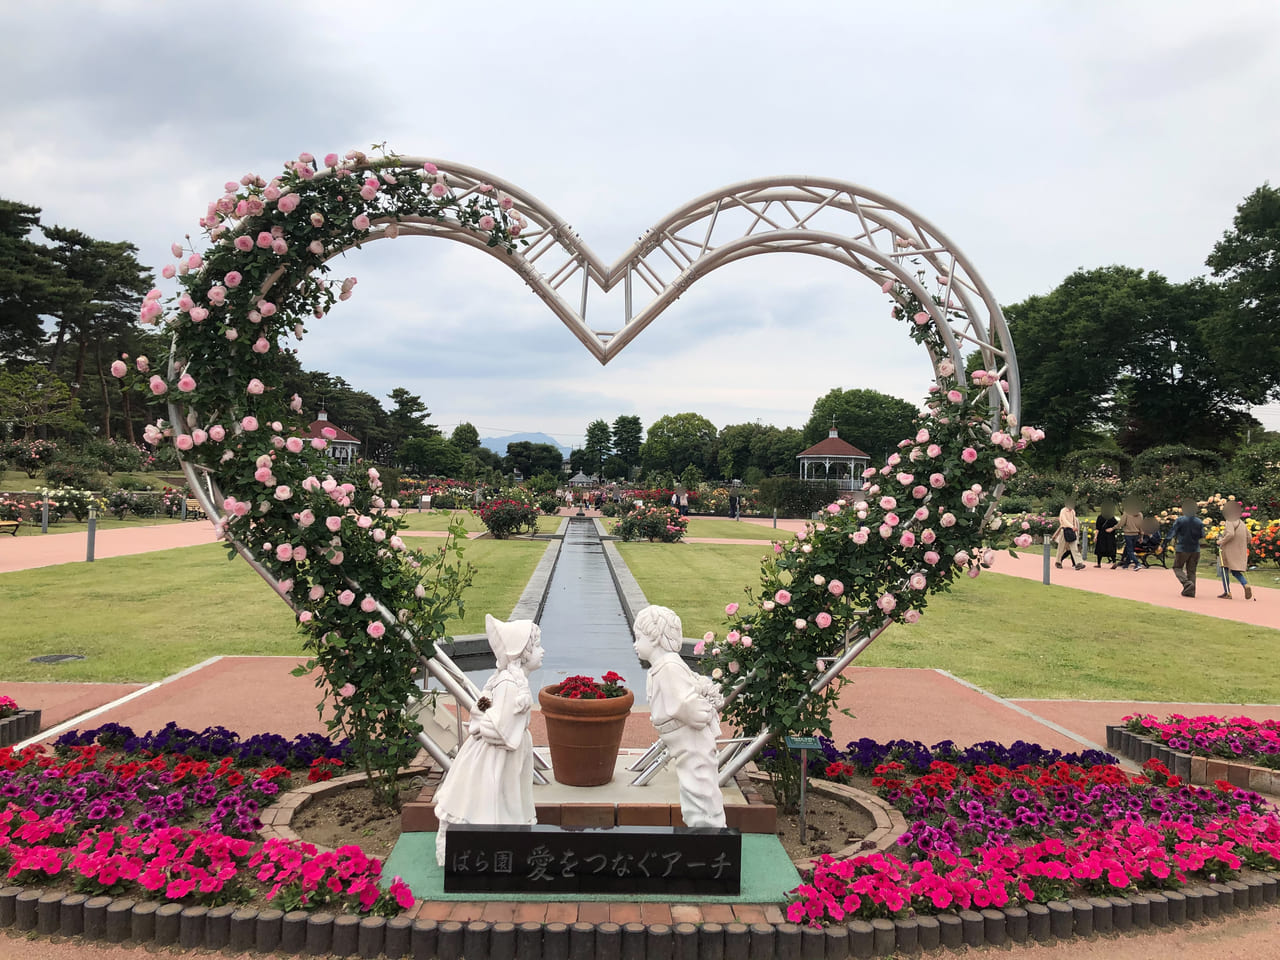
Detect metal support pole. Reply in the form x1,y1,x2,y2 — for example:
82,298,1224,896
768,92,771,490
86,505,96,562
798,747,809,844
1042,535,1051,585
773,508,777,529
41,497,49,534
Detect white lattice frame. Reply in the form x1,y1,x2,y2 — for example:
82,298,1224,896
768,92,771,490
171,159,1020,782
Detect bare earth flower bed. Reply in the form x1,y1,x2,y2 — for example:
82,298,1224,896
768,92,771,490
292,779,423,859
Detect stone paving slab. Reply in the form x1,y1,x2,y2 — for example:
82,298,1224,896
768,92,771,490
0,681,145,730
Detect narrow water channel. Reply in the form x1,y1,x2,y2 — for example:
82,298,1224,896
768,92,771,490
527,517,646,704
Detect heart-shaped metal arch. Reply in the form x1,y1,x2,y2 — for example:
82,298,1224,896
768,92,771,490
172,160,1021,781
282,160,1019,419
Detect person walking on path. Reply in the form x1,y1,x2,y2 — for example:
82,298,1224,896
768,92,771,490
1217,501,1254,600
1094,501,1119,568
1118,499,1145,570
1169,499,1205,597
1052,498,1086,570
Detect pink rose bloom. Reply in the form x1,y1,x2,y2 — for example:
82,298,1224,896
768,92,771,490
762,600,775,612
234,236,254,252
241,416,259,431
329,551,344,565
946,389,964,403
271,238,288,255
941,512,957,527
255,231,273,249
298,509,316,527
135,356,150,373
247,378,265,395
914,507,929,521
862,467,877,479
324,153,339,167
826,503,840,514
927,444,942,458
338,682,355,697
431,183,447,198
311,438,327,451
298,611,313,624
954,550,970,565
322,426,338,440
876,593,897,613
325,515,342,532
884,513,900,527
929,473,946,488
897,472,914,486
309,586,325,601
360,596,377,613
828,580,844,596
879,496,896,511
353,213,371,230
148,375,168,395
774,589,791,605
916,429,930,443
924,550,941,565
878,523,893,539
162,264,176,279
899,531,916,548
286,437,304,453
727,630,740,644
961,447,978,464
742,637,752,648
175,434,193,451
479,214,495,231
108,359,127,378
338,590,355,606
909,573,928,591
725,603,738,616
292,546,306,562
177,373,196,392
366,621,385,639
693,640,706,655
912,485,928,499
815,612,832,629
961,490,980,508
188,306,209,323
887,453,902,467
904,609,921,624
252,338,270,354
275,544,293,562
357,515,373,529
253,467,273,484
274,485,292,501
881,278,894,293
1014,533,1033,547
794,619,807,630
852,529,869,545
191,429,207,445
913,311,929,326
967,566,981,579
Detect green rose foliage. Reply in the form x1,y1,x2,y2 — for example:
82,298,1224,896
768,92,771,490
134,147,523,805
699,270,1037,803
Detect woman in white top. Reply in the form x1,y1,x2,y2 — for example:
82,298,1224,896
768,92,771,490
1053,498,1086,570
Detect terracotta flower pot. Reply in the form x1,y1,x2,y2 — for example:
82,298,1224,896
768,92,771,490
538,686,634,787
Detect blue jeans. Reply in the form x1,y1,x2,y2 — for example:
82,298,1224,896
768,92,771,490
1221,567,1248,589
1121,535,1139,568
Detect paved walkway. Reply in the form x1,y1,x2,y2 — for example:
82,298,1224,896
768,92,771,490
0,521,218,573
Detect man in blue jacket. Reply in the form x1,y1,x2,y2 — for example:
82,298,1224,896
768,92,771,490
1169,500,1206,598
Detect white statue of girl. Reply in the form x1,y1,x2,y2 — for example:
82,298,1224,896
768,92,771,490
434,614,544,866
633,605,726,828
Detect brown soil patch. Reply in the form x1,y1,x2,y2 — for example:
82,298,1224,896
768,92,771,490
292,778,423,859
759,782,876,861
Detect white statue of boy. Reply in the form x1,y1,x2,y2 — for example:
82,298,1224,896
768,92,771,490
633,605,726,828
434,614,544,866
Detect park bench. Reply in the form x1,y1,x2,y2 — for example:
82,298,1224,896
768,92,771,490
1135,532,1170,568
0,519,20,536
183,498,205,520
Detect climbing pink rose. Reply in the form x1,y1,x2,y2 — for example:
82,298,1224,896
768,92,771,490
148,375,168,395
876,593,897,613
794,619,807,630
366,621,385,639
815,612,832,629
904,609,921,624
725,603,738,616
909,573,928,591
241,416,259,431
309,586,325,602
924,551,941,565
177,373,196,392
828,580,844,596
274,485,292,501
298,509,316,527
109,360,127,378
774,589,791,605
852,529,869,545
913,311,929,326
360,596,377,613
899,531,916,548
912,485,928,499
326,515,342,532
338,682,355,697
940,513,957,527
175,435,193,451
353,213,371,230
961,490,980,508
234,236,254,252
961,447,978,463
929,473,946,489
247,378,265,395
278,194,300,214
275,544,293,562
879,496,896,511
208,425,225,442
338,590,356,606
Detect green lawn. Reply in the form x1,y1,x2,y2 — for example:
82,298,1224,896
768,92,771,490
397,511,563,535
0,538,548,683
11,517,184,537
616,542,1280,702
684,518,793,541
0,469,167,492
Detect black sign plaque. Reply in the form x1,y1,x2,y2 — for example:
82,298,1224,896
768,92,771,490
443,824,742,895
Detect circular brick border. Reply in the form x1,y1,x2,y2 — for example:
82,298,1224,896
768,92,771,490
5,763,1280,955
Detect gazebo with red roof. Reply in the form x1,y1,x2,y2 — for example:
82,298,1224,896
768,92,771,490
306,410,361,465
797,426,869,491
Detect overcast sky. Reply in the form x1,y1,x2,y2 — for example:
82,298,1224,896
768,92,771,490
4,0,1279,445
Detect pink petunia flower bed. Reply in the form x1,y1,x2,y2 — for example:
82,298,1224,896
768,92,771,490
0,733,413,915
1125,714,1280,769
787,752,1280,925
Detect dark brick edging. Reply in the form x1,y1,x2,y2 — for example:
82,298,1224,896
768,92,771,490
0,709,41,748
1106,723,1280,794
4,873,1279,956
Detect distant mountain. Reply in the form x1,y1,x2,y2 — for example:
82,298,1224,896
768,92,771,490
479,432,572,458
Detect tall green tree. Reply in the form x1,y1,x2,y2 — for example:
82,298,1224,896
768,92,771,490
0,200,82,362
385,387,438,456
582,419,612,477
504,441,563,478
611,414,643,472
640,412,717,477
400,435,463,477
0,365,83,439
451,421,480,452
1206,183,1280,403
803,389,917,464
